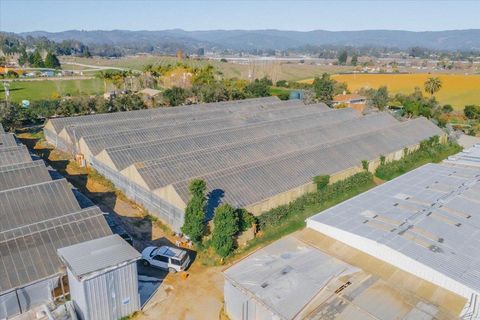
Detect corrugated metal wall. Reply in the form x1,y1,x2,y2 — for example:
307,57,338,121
91,158,185,231
69,262,140,320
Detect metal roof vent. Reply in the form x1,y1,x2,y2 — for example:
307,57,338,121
261,282,269,288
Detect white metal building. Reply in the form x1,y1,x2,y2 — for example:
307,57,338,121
306,161,480,319
57,234,141,320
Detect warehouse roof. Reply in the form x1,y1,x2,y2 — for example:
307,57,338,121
0,133,17,149
444,143,480,168
170,118,442,208
137,113,398,190
103,106,356,171
0,146,33,167
85,102,331,157
46,96,280,134
307,162,480,293
58,234,140,279
0,160,51,191
0,179,81,232
0,206,111,292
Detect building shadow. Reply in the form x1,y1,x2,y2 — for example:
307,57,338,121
206,188,225,220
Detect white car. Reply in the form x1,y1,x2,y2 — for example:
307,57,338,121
141,246,191,273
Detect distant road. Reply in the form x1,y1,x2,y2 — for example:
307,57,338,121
62,62,141,73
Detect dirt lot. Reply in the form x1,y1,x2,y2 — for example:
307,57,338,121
17,129,227,320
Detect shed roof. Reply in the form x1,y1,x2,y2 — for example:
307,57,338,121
58,234,140,279
138,113,398,190
0,133,17,149
307,162,480,293
0,206,111,293
0,160,51,191
171,118,442,208
0,146,33,168
47,96,280,134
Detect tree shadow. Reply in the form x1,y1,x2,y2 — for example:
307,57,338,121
206,188,224,220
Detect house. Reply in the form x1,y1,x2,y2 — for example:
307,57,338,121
332,92,367,112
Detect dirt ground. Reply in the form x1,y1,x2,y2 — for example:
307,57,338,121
17,130,228,320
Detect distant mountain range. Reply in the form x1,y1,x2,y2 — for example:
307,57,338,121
20,29,480,51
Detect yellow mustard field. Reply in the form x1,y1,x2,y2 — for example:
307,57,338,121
301,73,480,110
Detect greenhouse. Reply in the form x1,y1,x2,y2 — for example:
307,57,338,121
0,133,17,149
44,97,283,153
0,146,33,166
0,142,112,318
43,97,445,231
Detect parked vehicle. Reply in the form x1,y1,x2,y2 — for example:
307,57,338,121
141,246,191,273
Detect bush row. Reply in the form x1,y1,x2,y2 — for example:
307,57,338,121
257,171,373,229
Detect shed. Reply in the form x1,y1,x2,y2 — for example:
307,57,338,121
57,234,141,320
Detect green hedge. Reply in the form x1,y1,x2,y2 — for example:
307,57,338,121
375,138,461,181
258,171,373,229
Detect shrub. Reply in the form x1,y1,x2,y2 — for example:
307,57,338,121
380,155,386,165
375,138,461,181
236,208,257,231
313,175,330,191
258,171,373,230
181,179,207,243
211,203,239,257
361,160,369,171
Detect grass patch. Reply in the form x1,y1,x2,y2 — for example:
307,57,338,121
375,140,462,181
1,78,104,103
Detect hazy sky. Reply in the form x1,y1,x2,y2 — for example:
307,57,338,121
1,0,480,33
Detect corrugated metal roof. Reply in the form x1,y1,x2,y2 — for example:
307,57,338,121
307,162,480,293
57,234,140,279
0,160,52,191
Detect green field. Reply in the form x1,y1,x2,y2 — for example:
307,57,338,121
1,79,104,102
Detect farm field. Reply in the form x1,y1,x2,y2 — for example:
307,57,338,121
301,73,480,110
1,78,104,102
61,55,351,81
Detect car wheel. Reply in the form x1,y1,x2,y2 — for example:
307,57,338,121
168,267,177,273
142,259,150,267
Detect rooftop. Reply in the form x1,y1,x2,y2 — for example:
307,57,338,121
307,162,480,293
445,143,480,168
0,133,17,149
0,146,32,167
171,118,442,208
57,234,140,279
225,234,460,320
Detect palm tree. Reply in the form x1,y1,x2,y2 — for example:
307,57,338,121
424,77,442,96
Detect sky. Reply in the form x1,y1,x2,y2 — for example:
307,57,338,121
1,0,480,33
